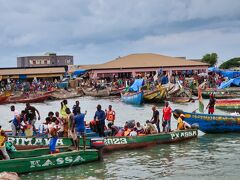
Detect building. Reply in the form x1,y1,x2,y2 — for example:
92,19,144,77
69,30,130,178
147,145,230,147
77,53,209,79
17,53,73,68
0,66,66,81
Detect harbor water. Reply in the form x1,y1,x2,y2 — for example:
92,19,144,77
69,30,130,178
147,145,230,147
0,97,239,180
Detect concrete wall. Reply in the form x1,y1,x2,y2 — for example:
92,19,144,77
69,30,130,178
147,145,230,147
17,55,73,67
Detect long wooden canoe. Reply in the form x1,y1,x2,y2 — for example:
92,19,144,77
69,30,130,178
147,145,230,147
143,88,167,103
215,99,240,110
0,148,100,174
7,136,90,150
193,88,240,99
1,94,50,104
82,88,110,97
173,109,240,133
91,129,198,152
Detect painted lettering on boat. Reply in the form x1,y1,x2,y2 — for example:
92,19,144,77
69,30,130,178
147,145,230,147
170,130,197,140
8,137,64,146
30,155,85,168
104,138,127,145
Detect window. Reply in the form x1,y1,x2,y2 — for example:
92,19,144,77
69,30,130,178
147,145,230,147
47,60,50,64
41,60,45,64
44,60,47,64
33,60,36,65
29,60,33,65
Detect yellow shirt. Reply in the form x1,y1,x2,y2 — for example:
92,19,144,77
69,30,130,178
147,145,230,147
177,117,184,130
60,104,68,119
0,130,6,147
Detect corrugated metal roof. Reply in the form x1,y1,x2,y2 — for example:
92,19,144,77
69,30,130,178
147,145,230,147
88,53,208,70
0,67,65,76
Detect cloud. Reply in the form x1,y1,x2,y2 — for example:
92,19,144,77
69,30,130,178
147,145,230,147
0,0,239,67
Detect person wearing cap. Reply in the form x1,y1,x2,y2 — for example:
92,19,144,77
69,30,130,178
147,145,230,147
94,104,106,137
206,93,216,114
177,114,185,130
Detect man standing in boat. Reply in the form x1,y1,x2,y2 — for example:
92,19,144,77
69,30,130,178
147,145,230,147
206,93,216,114
73,107,87,150
105,105,116,125
162,101,172,132
25,103,40,134
150,105,160,133
94,104,106,137
72,100,80,116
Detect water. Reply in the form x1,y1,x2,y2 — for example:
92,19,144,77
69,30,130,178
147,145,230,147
1,97,239,179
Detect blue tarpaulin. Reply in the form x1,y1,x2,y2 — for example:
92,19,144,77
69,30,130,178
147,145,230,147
73,69,87,76
208,67,220,72
218,77,240,89
129,79,144,92
19,75,27,79
219,70,240,79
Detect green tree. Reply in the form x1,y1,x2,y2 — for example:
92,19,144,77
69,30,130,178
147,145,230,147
201,53,218,67
219,57,240,69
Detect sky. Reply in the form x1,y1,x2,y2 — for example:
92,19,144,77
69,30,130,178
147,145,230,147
0,0,240,67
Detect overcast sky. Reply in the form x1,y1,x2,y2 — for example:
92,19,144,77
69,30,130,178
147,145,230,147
0,0,240,67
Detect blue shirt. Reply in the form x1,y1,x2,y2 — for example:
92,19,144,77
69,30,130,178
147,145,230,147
94,110,106,125
74,113,85,132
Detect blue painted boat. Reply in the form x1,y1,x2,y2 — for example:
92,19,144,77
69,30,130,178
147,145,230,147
173,109,240,133
121,91,144,105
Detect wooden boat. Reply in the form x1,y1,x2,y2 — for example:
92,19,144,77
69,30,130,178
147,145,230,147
215,99,240,110
173,109,240,133
1,94,50,104
91,129,198,152
0,147,101,174
167,97,192,103
0,95,9,103
193,87,240,99
8,136,75,150
82,87,110,97
109,87,125,96
143,88,167,103
121,91,143,105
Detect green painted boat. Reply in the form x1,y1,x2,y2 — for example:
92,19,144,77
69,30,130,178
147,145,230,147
0,148,101,174
8,136,90,150
91,128,198,152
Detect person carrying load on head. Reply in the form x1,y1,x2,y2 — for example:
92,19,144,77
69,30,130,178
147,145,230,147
0,126,10,160
206,93,216,114
105,105,116,124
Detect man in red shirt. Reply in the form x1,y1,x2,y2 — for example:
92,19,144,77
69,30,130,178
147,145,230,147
162,101,172,132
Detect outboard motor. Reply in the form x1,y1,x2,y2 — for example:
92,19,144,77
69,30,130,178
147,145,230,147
191,123,199,129
173,109,184,119
125,120,135,128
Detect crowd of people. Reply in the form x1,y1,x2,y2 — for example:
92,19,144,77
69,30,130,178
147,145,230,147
0,97,198,158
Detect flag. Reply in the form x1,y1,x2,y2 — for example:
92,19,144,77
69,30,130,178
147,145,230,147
198,87,204,113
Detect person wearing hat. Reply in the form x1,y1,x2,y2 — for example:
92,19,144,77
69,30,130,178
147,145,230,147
177,114,185,130
206,93,216,114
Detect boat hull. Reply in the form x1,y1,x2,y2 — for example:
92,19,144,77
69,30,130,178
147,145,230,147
0,149,100,174
176,111,240,133
82,88,110,97
215,99,240,110
92,129,198,152
143,89,166,103
121,92,143,105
